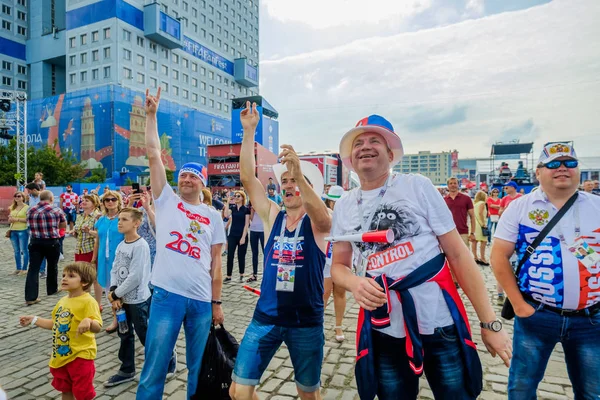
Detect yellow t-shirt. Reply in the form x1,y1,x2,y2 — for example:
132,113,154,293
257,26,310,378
9,205,28,231
49,293,103,369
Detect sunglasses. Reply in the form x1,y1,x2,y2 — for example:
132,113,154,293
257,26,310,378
235,195,242,198
103,197,118,203
14,195,22,198
542,160,578,170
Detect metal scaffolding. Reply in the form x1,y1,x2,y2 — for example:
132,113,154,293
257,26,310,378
0,90,27,188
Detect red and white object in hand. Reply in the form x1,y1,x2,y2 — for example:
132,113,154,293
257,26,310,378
325,229,394,244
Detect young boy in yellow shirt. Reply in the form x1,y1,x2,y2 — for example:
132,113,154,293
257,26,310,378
20,262,102,400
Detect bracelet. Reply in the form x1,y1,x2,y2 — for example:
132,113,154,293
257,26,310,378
31,316,38,327
211,300,222,305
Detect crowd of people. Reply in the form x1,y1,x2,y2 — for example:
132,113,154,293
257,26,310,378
5,89,598,400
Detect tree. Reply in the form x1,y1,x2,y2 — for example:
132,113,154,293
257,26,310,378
166,169,176,186
0,138,85,186
82,167,107,183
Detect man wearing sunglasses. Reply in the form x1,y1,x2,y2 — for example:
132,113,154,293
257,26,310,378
491,142,600,399
498,181,522,217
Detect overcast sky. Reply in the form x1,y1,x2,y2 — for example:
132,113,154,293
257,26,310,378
257,0,600,159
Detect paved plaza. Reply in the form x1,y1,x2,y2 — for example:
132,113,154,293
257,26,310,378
0,227,574,399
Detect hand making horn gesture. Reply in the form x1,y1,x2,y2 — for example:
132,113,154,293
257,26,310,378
240,101,260,132
278,144,302,181
145,87,161,116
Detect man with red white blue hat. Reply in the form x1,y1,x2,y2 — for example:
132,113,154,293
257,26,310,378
330,114,512,399
137,88,226,400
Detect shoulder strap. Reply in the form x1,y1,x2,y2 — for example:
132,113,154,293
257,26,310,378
514,192,578,276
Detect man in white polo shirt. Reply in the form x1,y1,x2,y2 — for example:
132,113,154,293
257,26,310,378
492,142,600,399
137,88,226,400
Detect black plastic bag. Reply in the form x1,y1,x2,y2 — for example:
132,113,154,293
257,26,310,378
191,324,239,400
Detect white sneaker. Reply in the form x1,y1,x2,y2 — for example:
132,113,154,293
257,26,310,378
59,253,65,261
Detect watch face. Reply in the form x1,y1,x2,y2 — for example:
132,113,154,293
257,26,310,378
491,320,502,332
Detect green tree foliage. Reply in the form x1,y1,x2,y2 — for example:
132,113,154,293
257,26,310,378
0,139,85,186
165,169,176,186
82,167,107,183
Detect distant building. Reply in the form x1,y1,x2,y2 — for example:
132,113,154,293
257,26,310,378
393,150,452,185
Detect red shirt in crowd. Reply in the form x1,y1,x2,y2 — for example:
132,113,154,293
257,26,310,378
444,192,473,235
487,197,501,217
500,193,523,213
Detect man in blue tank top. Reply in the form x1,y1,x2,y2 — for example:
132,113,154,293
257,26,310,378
230,101,331,400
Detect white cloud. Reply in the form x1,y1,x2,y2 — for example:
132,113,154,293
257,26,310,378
260,0,600,158
262,0,433,29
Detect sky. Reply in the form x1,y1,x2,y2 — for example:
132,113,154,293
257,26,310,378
257,0,600,159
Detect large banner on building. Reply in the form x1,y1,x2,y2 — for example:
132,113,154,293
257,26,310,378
8,85,232,181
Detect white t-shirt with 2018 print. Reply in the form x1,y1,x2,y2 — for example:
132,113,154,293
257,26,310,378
332,173,456,338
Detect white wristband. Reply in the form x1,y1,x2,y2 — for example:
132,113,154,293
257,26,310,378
30,316,38,327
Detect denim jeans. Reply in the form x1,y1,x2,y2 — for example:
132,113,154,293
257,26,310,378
372,325,476,400
249,231,264,276
508,302,600,400
137,287,212,400
10,229,29,271
118,299,150,375
25,238,60,301
487,218,497,242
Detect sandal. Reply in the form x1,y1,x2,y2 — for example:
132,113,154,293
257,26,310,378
334,326,345,343
246,275,257,283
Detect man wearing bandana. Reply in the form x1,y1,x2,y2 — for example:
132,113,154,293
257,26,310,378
229,102,331,400
137,88,226,400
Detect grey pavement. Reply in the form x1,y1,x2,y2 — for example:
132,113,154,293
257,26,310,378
0,228,573,399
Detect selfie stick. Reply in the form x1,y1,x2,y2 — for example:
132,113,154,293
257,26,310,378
243,285,261,296
325,229,394,244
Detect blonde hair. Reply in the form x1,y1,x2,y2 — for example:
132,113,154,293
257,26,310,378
82,194,100,210
202,188,212,206
474,190,488,203
101,190,123,214
10,191,28,210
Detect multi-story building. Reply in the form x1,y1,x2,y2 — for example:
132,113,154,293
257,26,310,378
0,0,271,182
393,150,452,185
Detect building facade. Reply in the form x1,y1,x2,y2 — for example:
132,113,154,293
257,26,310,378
393,150,452,185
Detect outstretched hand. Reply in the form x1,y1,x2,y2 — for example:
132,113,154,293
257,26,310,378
240,101,260,132
145,87,161,116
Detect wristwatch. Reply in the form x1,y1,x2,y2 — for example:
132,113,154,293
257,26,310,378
480,319,502,332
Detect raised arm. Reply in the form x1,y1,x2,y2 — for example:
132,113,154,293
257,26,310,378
145,88,167,198
239,101,279,228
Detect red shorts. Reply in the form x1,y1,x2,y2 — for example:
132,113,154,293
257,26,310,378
74,252,94,263
50,358,96,400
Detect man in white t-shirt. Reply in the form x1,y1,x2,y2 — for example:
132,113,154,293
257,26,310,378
137,88,226,400
331,115,511,400
491,142,600,399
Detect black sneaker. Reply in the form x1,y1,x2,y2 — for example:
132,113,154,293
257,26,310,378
223,277,232,283
166,350,177,380
104,373,135,387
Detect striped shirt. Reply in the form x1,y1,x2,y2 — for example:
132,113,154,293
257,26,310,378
27,202,66,239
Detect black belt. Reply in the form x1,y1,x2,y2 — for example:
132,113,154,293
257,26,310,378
524,294,600,317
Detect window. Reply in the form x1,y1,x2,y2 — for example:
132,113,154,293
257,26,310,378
217,102,221,110
201,81,206,90
2,61,11,70
191,62,197,72
3,20,12,30
192,77,197,87
123,49,131,60
92,50,99,62
17,11,25,20
161,65,168,75
192,8,197,17
224,104,229,113
17,25,25,35
182,73,188,83
17,65,26,74
2,5,11,15
161,48,168,59
161,82,168,92
137,55,144,66
137,36,144,47
150,77,157,88
173,86,179,95
216,88,221,96
172,70,178,79
80,53,87,64
92,69,99,80
69,74,76,84
208,71,214,79
209,85,214,93
150,60,157,71
192,23,197,33
18,80,26,89
224,91,228,99
123,29,131,41
200,67,205,76
137,73,144,84
172,54,179,64
103,66,110,78
92,30,99,42
80,34,87,45
201,96,206,105
182,58,189,68
192,93,198,102
182,89,188,99
103,47,111,59
209,99,214,107
80,71,87,82
183,1,188,11
69,37,76,48
17,0,25,6
1,76,11,86
149,42,157,53
123,67,132,79
103,27,110,39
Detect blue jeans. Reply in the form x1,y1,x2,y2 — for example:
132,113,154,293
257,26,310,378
373,326,476,400
487,218,497,242
509,302,600,400
10,229,29,270
233,319,324,392
137,287,212,400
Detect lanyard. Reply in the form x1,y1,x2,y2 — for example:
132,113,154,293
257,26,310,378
278,213,305,261
356,174,393,232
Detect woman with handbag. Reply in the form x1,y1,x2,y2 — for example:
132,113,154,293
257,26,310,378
472,191,489,265
8,191,29,275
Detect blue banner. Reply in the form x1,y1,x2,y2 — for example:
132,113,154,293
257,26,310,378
182,36,234,76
